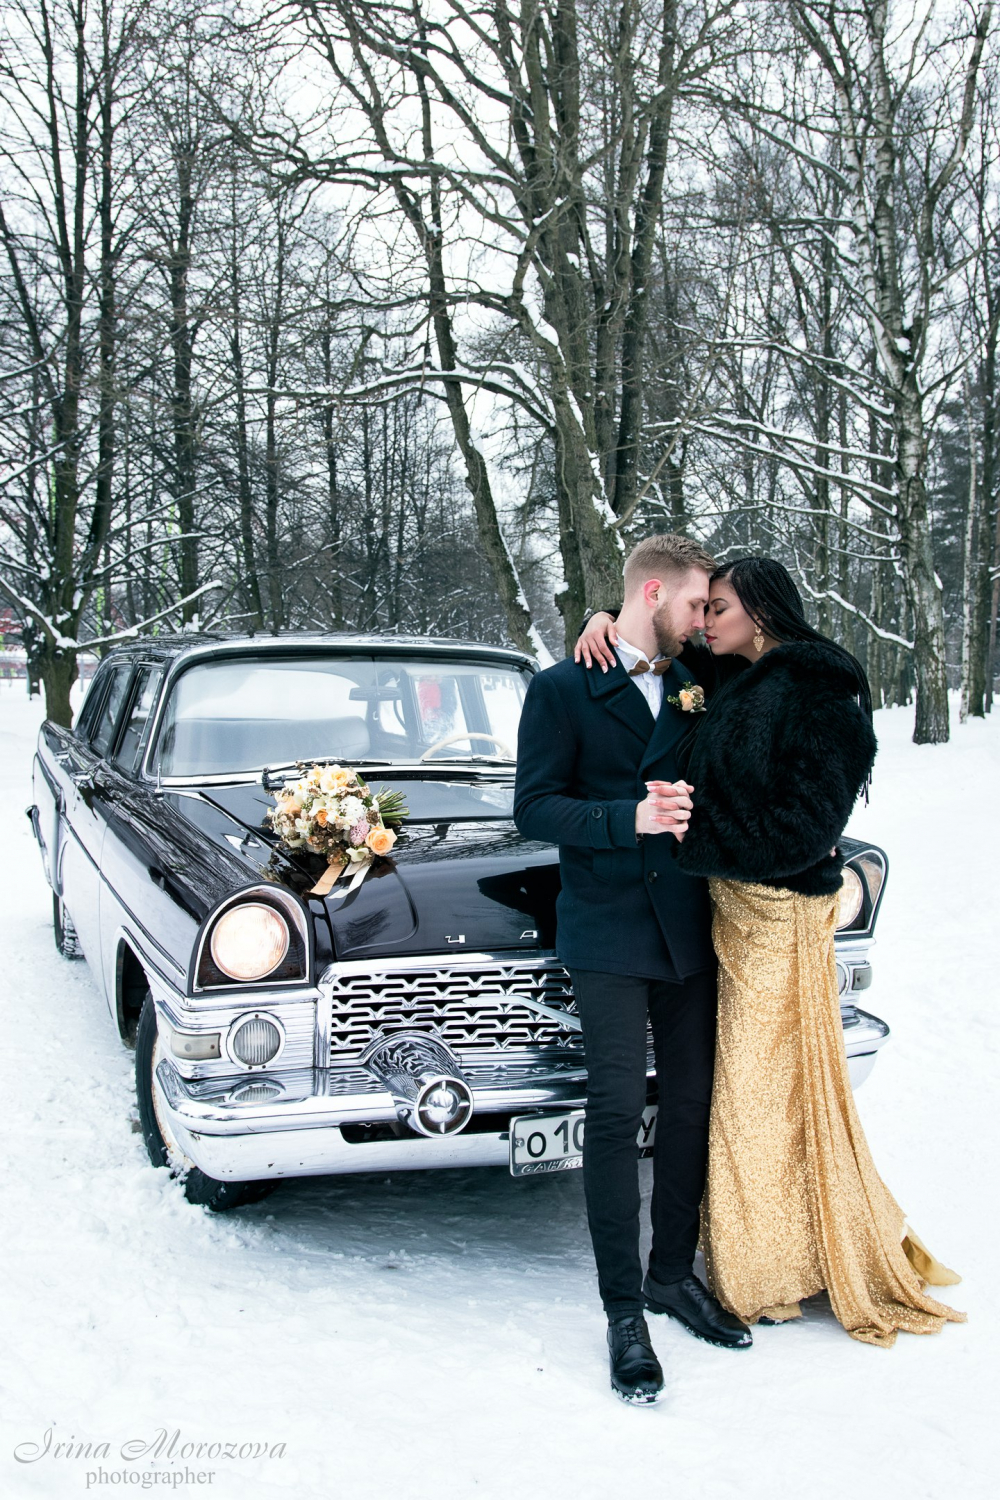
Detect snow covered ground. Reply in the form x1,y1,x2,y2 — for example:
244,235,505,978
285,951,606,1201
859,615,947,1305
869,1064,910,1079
1,680,996,1500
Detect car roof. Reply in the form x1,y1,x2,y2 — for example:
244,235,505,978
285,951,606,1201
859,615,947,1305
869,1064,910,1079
98,631,537,673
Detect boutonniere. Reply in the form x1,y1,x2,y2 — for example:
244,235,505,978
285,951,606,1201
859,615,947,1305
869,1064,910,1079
666,681,706,713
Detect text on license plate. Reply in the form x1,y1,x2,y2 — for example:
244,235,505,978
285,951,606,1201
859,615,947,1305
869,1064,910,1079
509,1105,657,1177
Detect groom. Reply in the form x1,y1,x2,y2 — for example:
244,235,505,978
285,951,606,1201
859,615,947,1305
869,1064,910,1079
514,533,751,1404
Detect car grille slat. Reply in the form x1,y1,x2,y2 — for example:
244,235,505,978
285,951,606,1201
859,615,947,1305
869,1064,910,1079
324,958,585,1063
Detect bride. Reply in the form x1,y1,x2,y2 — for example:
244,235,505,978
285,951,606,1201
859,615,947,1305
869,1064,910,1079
579,555,964,1346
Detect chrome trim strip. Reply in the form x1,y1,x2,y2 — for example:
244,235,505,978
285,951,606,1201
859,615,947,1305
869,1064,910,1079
154,1055,590,1135
115,919,186,991
321,949,561,978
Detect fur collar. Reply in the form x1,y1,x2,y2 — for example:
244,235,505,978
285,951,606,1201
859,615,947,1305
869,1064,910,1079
731,639,860,693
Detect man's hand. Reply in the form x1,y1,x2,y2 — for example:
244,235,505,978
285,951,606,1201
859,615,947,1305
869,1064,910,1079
574,611,619,671
636,780,693,841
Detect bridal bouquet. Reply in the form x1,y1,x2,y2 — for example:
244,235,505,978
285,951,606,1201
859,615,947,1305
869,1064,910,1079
267,764,408,896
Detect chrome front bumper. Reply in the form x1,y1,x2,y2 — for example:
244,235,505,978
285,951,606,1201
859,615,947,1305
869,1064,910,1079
152,1011,890,1183
154,1054,585,1179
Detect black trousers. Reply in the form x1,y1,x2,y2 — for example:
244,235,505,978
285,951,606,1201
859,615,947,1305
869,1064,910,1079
570,966,717,1317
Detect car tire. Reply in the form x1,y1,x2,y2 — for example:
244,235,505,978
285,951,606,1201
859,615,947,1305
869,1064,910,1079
135,993,277,1213
53,894,82,959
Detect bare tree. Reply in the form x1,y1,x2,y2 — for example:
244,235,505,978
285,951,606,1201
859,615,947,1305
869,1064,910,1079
0,0,156,721
230,1,741,647
784,1,992,741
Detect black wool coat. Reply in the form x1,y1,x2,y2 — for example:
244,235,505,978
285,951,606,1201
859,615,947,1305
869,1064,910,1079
513,651,716,981
674,641,877,896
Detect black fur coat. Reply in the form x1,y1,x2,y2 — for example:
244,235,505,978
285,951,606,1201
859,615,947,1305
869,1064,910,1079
674,642,877,895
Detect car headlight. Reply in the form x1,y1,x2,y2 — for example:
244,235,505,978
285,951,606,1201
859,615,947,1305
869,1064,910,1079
836,866,865,930
855,853,886,908
210,902,290,981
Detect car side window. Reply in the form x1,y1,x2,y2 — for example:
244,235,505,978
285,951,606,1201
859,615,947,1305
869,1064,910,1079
90,665,133,758
74,665,112,740
113,667,163,774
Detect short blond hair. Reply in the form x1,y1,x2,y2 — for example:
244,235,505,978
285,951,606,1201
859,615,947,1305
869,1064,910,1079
623,533,716,597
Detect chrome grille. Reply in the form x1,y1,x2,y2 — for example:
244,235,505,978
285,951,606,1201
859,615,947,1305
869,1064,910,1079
323,957,584,1063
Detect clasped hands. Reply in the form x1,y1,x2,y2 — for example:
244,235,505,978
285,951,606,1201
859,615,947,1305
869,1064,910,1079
636,780,692,841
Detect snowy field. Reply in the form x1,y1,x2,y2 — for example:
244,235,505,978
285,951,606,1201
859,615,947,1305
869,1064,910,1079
1,679,996,1500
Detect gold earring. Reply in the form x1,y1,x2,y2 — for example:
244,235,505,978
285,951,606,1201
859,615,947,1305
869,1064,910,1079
753,629,765,654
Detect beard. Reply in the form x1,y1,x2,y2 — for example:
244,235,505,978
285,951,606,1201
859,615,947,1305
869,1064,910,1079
652,604,683,658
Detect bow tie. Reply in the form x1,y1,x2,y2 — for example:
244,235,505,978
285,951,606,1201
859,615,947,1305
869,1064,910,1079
628,658,671,677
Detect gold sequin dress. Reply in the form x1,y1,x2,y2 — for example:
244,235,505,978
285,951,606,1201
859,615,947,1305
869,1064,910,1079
701,877,965,1347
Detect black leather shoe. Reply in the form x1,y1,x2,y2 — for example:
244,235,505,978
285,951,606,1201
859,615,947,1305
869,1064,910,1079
643,1272,752,1350
607,1314,664,1404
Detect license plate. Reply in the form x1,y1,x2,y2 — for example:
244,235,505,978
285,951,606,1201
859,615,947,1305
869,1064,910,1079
509,1105,657,1177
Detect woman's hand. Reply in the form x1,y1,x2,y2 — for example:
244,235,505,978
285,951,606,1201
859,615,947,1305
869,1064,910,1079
574,611,619,671
636,780,693,840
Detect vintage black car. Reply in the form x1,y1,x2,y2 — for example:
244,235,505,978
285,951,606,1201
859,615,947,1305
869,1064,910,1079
29,634,891,1210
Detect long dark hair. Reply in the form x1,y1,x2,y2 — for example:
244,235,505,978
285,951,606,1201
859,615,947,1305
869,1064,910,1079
715,556,873,722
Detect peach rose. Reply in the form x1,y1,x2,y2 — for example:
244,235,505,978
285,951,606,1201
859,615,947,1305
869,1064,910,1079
365,825,397,856
315,807,328,826
282,797,303,817
677,685,705,712
320,765,354,793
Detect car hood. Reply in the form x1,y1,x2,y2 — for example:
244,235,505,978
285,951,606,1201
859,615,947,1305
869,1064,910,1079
177,780,561,961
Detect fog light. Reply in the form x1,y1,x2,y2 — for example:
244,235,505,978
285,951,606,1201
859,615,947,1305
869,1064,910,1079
228,1012,284,1069
836,962,849,995
414,1076,473,1136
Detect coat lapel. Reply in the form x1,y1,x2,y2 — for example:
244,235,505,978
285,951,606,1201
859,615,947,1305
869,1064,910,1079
640,658,692,773
586,656,655,746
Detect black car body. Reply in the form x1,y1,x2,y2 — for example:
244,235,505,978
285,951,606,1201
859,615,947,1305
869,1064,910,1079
29,633,890,1208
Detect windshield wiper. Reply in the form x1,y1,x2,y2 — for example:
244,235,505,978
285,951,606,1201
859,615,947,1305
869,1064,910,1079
422,755,515,764
260,758,400,788
261,757,515,787
364,764,515,782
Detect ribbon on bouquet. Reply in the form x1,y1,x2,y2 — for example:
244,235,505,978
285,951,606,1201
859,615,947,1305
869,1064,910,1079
309,856,373,898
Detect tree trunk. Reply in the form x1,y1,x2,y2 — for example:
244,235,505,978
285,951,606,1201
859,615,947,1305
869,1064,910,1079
320,327,343,626
40,651,78,729
264,215,286,632
170,142,198,622
987,502,1000,713
84,0,117,605
412,56,536,654
229,179,264,630
970,319,997,714
960,379,984,721
896,388,950,742
612,0,678,520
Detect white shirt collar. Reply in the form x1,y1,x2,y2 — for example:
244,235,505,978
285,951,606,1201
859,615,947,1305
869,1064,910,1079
615,634,666,672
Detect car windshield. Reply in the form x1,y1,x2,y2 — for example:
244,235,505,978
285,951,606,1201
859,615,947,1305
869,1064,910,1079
153,654,530,777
